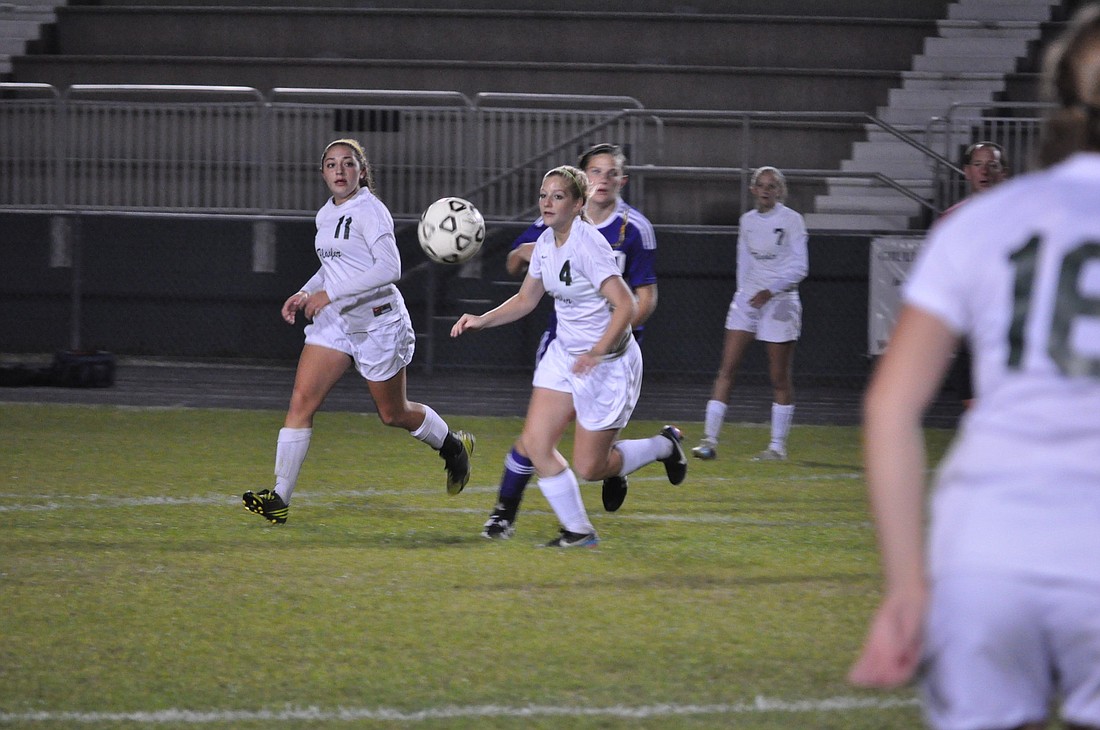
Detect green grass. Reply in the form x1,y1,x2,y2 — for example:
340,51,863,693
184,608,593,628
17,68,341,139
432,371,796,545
0,403,957,729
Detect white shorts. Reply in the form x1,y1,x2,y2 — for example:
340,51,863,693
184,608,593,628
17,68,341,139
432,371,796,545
724,291,802,343
303,306,414,382
531,337,642,432
921,571,1100,730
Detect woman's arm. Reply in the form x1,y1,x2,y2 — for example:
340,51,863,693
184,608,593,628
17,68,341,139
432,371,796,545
849,305,959,688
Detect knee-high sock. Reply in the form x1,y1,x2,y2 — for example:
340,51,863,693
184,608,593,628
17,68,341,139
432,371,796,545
498,447,534,506
274,427,312,503
410,405,448,450
703,399,726,444
614,435,673,476
537,468,593,534
769,403,794,452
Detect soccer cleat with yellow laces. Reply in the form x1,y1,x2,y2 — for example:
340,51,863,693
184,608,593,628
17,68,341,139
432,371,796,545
440,430,476,495
242,489,289,524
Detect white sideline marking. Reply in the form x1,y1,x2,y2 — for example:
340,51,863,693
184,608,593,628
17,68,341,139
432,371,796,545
0,491,871,527
0,695,918,724
0,479,873,528
0,470,866,513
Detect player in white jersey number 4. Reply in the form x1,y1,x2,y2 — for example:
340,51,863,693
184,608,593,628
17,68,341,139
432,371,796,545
451,165,686,548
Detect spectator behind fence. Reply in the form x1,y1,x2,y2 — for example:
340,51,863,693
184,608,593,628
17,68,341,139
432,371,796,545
241,138,475,525
939,141,1009,407
849,6,1100,729
451,164,686,548
481,143,660,541
691,166,809,462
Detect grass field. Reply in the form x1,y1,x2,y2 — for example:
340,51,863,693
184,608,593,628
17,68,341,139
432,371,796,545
0,402,957,729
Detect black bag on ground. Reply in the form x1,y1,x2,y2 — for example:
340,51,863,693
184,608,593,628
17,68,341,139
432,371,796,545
49,351,116,388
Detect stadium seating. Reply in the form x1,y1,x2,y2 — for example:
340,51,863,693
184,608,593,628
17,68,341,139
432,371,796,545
2,1,1073,228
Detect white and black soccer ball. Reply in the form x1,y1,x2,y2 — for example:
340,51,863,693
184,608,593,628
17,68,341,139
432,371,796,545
417,197,486,265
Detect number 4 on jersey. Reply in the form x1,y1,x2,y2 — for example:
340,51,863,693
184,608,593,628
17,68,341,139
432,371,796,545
559,260,572,286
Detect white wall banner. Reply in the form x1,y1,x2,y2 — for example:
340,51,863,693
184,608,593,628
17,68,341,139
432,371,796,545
868,236,925,356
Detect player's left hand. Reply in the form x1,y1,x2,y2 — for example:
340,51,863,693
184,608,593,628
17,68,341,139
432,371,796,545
572,352,600,375
450,313,484,337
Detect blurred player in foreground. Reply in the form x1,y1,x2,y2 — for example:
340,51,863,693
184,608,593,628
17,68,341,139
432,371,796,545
849,8,1100,728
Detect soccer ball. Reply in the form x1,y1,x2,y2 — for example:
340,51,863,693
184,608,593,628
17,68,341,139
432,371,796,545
417,197,486,264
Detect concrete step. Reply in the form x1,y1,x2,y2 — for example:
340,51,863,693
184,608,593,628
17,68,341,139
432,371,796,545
900,71,1005,92
804,212,913,231
0,18,48,35
876,105,966,126
948,1,1056,22
814,194,923,216
923,35,1034,58
841,156,933,178
824,177,935,198
0,36,28,54
850,138,933,158
912,54,1023,74
937,20,1042,41
887,86,997,109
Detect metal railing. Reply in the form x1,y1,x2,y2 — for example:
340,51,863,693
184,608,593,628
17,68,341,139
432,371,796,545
0,84,648,219
3,83,993,220
1,84,1057,373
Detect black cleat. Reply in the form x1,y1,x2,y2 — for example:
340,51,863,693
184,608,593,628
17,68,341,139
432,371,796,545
481,511,516,540
545,529,599,548
440,430,475,495
602,474,629,512
242,489,289,524
658,425,687,486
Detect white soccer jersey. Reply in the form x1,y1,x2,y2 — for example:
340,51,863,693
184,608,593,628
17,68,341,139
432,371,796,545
736,203,809,297
906,152,1100,583
528,217,626,354
301,189,407,331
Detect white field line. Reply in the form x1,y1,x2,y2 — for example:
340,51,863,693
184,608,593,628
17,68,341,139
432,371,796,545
0,485,872,528
0,695,919,724
0,469,865,511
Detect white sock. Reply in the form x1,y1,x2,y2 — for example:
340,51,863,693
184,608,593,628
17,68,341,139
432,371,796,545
703,399,726,444
769,403,794,453
537,468,593,534
274,427,312,503
410,405,448,450
614,435,672,476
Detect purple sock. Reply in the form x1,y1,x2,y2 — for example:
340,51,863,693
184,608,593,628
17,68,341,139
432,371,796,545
498,447,534,503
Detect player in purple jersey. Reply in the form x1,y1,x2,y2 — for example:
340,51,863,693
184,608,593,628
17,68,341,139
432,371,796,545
483,143,660,539
850,9,1100,728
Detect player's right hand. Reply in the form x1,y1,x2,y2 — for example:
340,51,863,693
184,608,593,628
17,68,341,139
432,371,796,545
450,313,484,337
